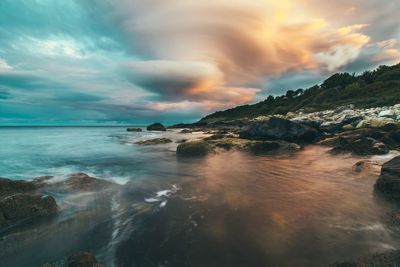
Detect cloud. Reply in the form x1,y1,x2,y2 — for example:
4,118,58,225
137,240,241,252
0,0,399,124
112,0,377,111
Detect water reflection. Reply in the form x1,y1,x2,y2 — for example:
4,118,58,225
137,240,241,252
1,146,399,267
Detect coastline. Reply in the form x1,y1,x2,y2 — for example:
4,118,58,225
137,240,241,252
2,106,400,266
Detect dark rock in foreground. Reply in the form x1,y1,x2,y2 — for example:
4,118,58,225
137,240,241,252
332,250,400,267
0,177,36,197
41,251,104,267
375,156,400,198
0,177,57,227
177,141,214,157
146,123,166,131
135,138,172,145
0,193,57,227
127,127,142,132
239,117,319,143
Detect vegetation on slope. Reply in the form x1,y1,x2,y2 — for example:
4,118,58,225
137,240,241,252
200,63,400,123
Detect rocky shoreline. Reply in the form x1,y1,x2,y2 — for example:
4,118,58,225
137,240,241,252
3,104,400,266
0,173,119,267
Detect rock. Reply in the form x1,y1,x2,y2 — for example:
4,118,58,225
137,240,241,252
66,251,104,267
179,129,192,133
331,137,389,156
332,250,400,267
379,110,396,118
146,123,166,131
175,139,188,143
342,124,354,131
44,173,118,193
370,118,394,128
66,173,117,192
246,141,301,154
353,160,378,172
356,120,369,128
0,194,57,227
135,138,172,145
176,141,214,157
0,178,36,197
127,127,142,132
40,251,104,267
239,117,319,142
375,156,400,198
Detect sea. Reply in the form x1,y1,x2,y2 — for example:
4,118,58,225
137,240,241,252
0,126,400,267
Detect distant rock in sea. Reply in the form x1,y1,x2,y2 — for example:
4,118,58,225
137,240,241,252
147,123,166,131
135,138,172,145
127,127,142,132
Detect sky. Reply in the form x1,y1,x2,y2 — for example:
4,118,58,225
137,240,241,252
0,0,399,125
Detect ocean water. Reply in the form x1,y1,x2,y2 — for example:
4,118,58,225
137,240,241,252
1,127,400,267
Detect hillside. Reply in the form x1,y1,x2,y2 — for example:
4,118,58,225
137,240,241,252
200,63,400,123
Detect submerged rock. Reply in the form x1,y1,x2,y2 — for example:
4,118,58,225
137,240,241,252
239,117,319,143
176,141,214,157
0,194,57,227
146,123,166,131
41,251,104,267
245,140,301,154
332,250,400,267
135,138,172,145
127,127,142,132
353,160,379,173
375,156,400,199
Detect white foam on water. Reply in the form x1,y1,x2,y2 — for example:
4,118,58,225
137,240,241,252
144,184,181,208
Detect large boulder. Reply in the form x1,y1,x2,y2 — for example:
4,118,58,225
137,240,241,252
375,156,400,198
146,123,166,131
0,178,36,197
0,194,57,227
176,141,214,157
239,117,319,142
135,138,172,145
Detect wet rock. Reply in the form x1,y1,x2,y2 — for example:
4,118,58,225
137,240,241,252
135,138,172,145
176,141,214,157
332,250,400,267
146,123,166,131
239,117,319,143
45,173,118,193
375,156,400,199
353,160,378,172
245,141,301,154
179,129,192,133
40,251,104,267
0,194,57,227
127,127,142,132
175,139,188,144
0,178,36,197
331,137,389,156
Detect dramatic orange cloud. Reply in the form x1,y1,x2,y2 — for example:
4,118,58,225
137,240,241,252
114,0,398,111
